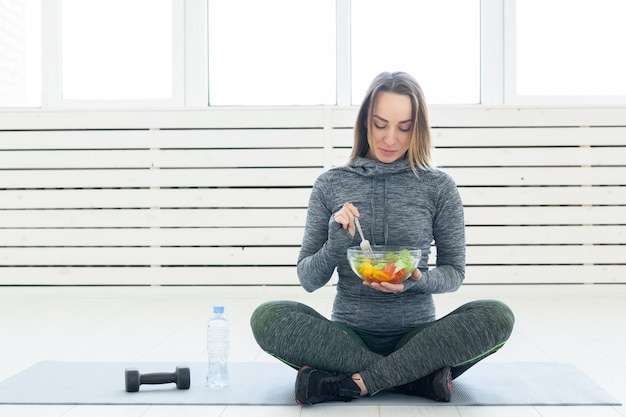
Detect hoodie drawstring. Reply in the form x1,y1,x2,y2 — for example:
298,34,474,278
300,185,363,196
383,176,389,245
369,177,376,246
369,176,389,246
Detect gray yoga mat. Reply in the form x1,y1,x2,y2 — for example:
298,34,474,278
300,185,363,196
0,361,620,406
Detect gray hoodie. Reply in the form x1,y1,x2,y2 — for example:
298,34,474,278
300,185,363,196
297,157,465,335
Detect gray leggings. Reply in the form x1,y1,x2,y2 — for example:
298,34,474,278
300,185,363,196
250,299,515,394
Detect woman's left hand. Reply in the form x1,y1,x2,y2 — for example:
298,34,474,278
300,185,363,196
362,268,422,294
362,280,404,293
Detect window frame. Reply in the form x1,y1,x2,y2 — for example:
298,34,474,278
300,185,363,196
28,0,626,108
41,0,200,108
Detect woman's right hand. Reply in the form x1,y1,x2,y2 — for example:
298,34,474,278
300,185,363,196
331,203,360,238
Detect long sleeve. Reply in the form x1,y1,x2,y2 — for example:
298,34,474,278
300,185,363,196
296,175,354,292
405,173,466,294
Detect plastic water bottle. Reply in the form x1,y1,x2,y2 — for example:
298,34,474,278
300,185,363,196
206,305,230,388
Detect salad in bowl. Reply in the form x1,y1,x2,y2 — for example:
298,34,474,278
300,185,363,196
347,246,421,284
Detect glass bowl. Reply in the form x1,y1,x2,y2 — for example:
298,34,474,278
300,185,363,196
347,245,421,283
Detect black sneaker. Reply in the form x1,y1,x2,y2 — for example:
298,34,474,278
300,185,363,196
295,366,361,404
395,366,452,402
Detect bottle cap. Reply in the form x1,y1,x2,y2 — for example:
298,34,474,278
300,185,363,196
213,305,225,313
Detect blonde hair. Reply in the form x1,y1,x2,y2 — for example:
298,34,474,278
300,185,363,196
350,71,433,170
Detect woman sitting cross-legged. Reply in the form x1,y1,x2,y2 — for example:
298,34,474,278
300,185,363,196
250,71,515,405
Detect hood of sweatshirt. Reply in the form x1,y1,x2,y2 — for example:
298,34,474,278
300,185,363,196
334,157,421,246
337,156,415,178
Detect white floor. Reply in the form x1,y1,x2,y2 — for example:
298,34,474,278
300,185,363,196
0,284,624,417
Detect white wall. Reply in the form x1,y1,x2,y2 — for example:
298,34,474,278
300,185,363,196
0,105,625,285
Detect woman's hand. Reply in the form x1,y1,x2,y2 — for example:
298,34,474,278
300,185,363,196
362,268,422,294
332,203,360,237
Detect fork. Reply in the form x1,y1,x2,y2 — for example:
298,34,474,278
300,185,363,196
354,217,375,257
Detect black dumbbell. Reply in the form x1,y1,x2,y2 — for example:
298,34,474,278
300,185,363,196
125,365,191,392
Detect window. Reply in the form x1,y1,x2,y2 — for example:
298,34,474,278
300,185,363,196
351,0,481,105
4,0,626,109
0,0,41,107
510,0,626,103
208,0,336,105
60,0,174,101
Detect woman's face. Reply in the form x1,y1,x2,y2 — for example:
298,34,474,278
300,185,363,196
365,91,414,163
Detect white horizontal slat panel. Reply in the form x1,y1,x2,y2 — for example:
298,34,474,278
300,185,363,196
1,244,621,267
0,246,301,266
0,188,311,209
0,169,150,188
0,266,300,285
0,208,308,228
1,107,328,130
433,146,626,167
333,126,626,147
0,148,324,169
427,107,626,127
0,168,323,188
17,182,619,210
6,107,626,131
0,129,151,149
466,225,626,245
0,227,304,247
0,264,623,285
0,128,325,149
2,112,624,286
154,148,324,168
460,186,626,206
4,205,621,229
0,150,151,169
152,128,325,148
446,167,626,186
432,127,626,147
331,106,626,128
430,245,623,267
465,245,623,265
465,206,625,225
464,265,626,284
2,226,620,247
9,165,621,189
2,221,621,250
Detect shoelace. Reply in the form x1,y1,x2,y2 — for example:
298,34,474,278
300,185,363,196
320,376,357,399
